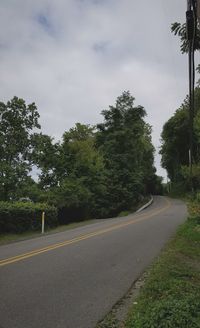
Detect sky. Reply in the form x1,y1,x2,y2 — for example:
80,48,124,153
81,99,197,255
0,0,191,180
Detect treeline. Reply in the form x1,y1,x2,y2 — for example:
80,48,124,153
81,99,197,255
161,15,200,193
160,72,200,193
0,91,162,230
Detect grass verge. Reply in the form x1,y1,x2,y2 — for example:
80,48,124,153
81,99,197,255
125,215,200,328
0,219,98,246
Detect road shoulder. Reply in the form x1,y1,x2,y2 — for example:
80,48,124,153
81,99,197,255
97,208,200,328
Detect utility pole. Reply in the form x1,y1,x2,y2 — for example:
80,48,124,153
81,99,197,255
186,0,197,188
197,0,200,25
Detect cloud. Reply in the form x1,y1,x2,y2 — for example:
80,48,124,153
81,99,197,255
0,0,191,179
36,13,55,35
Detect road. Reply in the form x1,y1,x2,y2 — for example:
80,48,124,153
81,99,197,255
0,196,187,328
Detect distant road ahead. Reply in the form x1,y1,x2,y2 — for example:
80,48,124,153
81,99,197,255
0,196,187,328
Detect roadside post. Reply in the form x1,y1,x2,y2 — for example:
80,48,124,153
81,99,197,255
42,211,45,234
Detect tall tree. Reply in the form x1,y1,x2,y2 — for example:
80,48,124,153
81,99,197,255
96,91,156,215
0,97,40,200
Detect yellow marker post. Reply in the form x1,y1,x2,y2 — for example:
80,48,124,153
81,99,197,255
42,211,45,234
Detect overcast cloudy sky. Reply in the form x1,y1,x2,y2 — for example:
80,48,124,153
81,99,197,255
0,1,190,179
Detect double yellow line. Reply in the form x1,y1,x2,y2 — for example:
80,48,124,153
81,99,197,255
0,198,171,267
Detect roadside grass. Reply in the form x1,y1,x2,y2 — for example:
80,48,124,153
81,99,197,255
125,216,200,328
117,210,131,217
0,219,98,245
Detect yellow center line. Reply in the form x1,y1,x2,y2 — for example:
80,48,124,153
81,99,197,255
0,198,171,267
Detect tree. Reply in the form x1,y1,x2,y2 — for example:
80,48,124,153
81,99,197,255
0,97,40,200
160,84,200,189
168,11,200,191
96,91,156,215
53,123,108,220
31,133,60,189
171,22,200,53
160,106,190,182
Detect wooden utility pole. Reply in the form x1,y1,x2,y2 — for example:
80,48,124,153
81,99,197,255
197,0,200,24
186,0,196,188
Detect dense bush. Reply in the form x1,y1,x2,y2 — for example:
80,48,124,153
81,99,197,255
0,202,58,233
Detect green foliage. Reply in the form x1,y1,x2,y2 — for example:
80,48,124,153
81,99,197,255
32,93,158,221
160,84,200,189
0,93,159,229
117,210,131,217
150,175,163,195
96,91,156,215
97,313,119,328
9,177,47,203
181,164,200,190
55,178,92,223
171,22,200,54
47,123,109,220
168,19,200,192
0,97,41,201
127,296,200,328
188,196,200,225
160,105,190,182
126,216,200,328
60,123,104,183
0,201,58,233
31,133,60,188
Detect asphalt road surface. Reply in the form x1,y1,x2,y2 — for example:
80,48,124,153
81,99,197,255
0,196,187,328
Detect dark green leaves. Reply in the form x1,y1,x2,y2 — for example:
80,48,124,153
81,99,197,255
171,22,200,53
0,97,41,201
0,92,159,223
96,91,156,215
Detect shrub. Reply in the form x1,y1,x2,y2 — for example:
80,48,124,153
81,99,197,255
0,202,58,233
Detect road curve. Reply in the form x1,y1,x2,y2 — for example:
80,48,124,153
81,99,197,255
0,196,187,328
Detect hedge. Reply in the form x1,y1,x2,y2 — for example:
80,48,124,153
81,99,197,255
0,202,58,234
